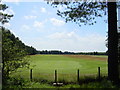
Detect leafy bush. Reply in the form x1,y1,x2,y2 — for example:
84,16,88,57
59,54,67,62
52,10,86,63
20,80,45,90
1,27,30,85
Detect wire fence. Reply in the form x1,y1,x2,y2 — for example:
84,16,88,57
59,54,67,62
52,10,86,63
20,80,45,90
11,67,108,83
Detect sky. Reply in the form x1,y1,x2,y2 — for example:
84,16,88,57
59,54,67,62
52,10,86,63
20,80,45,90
1,1,111,52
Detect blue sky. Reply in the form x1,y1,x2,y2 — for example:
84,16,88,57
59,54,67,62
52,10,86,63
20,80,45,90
2,1,109,52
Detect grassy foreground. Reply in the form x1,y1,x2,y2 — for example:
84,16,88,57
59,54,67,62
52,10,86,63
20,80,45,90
4,77,119,89
11,55,108,82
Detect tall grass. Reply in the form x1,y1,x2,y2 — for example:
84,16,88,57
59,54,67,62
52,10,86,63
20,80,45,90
3,76,118,89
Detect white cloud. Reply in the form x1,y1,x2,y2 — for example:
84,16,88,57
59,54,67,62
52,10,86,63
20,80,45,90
21,25,30,30
33,21,44,28
3,0,20,2
47,32,106,52
40,7,46,13
48,31,77,39
3,0,45,2
1,8,15,15
23,32,106,52
50,18,65,26
24,15,37,19
3,23,11,27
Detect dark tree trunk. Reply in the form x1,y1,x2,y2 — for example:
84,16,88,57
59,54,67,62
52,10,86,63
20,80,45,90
108,2,119,82
118,33,120,79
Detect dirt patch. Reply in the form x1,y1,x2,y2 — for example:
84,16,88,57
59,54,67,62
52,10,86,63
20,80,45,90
64,55,107,61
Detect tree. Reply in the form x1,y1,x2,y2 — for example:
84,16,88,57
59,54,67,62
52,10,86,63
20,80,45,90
0,3,30,85
25,45,38,55
0,3,13,24
0,2,14,85
50,1,119,82
51,2,107,26
1,27,29,84
118,32,120,81
108,2,119,83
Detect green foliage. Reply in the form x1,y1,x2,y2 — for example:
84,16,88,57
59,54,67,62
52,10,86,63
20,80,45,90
25,45,38,55
2,77,30,88
0,3,37,85
1,26,38,86
38,50,107,55
50,2,107,26
78,79,116,88
3,77,118,88
0,2,36,83
1,27,30,84
0,3,13,24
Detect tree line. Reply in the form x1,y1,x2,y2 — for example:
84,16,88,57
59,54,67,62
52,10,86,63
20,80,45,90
1,27,108,56
2,27,38,55
38,50,107,55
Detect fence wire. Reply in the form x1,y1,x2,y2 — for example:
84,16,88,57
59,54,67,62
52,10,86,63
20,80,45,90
11,67,108,82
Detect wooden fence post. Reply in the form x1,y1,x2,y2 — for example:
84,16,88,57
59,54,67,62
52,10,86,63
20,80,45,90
98,67,100,80
77,69,80,82
55,70,57,83
30,69,32,81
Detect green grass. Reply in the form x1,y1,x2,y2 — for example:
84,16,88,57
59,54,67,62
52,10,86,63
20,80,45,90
6,77,117,88
11,55,108,82
92,55,108,58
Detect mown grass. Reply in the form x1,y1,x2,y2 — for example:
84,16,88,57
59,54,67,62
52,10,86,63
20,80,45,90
11,55,108,82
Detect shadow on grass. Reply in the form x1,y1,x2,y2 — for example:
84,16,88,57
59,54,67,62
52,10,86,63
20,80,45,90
2,76,120,88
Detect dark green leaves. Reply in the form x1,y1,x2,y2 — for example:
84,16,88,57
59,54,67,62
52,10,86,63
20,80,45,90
50,1,107,26
1,27,29,81
0,4,13,24
0,4,8,11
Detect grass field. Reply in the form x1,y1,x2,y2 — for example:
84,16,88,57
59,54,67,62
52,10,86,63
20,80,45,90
11,55,108,82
